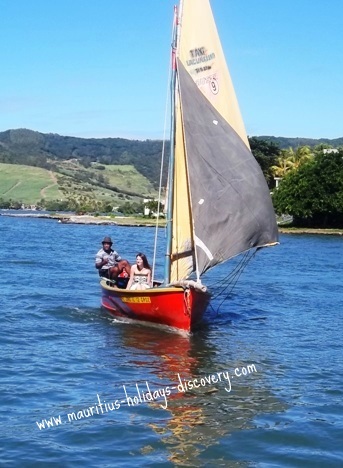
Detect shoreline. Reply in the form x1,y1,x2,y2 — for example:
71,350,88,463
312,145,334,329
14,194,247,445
0,212,162,227
278,227,343,235
1,212,342,235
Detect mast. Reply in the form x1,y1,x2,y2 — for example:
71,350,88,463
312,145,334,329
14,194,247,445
164,5,180,284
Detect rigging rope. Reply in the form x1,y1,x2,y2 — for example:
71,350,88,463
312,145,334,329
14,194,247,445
207,249,258,314
152,19,175,284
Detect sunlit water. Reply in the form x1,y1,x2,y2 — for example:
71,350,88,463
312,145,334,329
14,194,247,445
1,214,342,467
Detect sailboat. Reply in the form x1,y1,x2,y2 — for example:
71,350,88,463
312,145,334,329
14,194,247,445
100,0,279,332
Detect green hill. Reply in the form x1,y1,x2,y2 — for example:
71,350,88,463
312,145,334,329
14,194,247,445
0,128,167,189
1,128,342,209
0,161,157,208
252,135,343,149
1,128,342,186
0,129,162,209
0,164,63,203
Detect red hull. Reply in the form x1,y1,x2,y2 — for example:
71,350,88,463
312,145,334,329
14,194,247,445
100,280,210,332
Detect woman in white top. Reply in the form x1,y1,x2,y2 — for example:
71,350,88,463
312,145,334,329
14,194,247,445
126,253,152,290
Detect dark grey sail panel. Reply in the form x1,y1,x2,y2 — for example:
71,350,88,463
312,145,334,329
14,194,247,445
177,60,279,276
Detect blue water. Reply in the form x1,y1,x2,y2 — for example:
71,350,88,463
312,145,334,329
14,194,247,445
1,214,343,467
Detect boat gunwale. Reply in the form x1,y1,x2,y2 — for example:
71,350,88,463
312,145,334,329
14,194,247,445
100,279,209,296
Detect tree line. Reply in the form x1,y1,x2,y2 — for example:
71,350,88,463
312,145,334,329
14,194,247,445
272,148,343,228
0,129,168,188
251,138,343,228
1,129,343,227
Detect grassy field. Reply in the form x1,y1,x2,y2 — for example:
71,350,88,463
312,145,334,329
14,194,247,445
0,162,158,205
54,160,156,196
55,161,158,205
0,164,63,203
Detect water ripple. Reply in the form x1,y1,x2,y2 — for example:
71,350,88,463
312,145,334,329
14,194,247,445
1,219,343,466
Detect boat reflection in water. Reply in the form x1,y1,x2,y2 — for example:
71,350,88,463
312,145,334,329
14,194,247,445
109,323,284,465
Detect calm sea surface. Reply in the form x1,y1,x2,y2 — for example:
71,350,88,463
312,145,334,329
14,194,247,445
1,214,342,467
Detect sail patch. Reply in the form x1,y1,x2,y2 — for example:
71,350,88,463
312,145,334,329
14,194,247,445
195,235,213,261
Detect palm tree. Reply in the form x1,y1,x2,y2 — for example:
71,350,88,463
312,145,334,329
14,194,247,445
271,146,314,180
271,153,293,178
288,146,314,169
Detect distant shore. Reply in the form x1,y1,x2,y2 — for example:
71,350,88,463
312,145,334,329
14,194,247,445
278,227,343,235
0,212,163,227
1,211,342,235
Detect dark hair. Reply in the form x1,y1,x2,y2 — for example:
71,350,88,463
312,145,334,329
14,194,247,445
136,252,151,270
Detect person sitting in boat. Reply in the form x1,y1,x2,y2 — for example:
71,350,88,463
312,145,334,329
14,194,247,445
126,253,152,290
95,236,131,285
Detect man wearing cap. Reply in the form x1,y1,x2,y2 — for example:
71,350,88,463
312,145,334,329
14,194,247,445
95,237,130,282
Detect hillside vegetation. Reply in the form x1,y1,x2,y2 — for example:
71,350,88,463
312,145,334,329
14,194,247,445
1,128,342,214
0,164,63,203
1,128,342,186
0,128,165,211
254,135,343,149
0,160,157,209
0,128,167,188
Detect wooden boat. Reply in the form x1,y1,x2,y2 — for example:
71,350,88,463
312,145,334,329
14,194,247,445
101,282,210,331
100,0,278,332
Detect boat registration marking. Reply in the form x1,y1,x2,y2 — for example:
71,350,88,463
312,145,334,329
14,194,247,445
122,297,151,304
